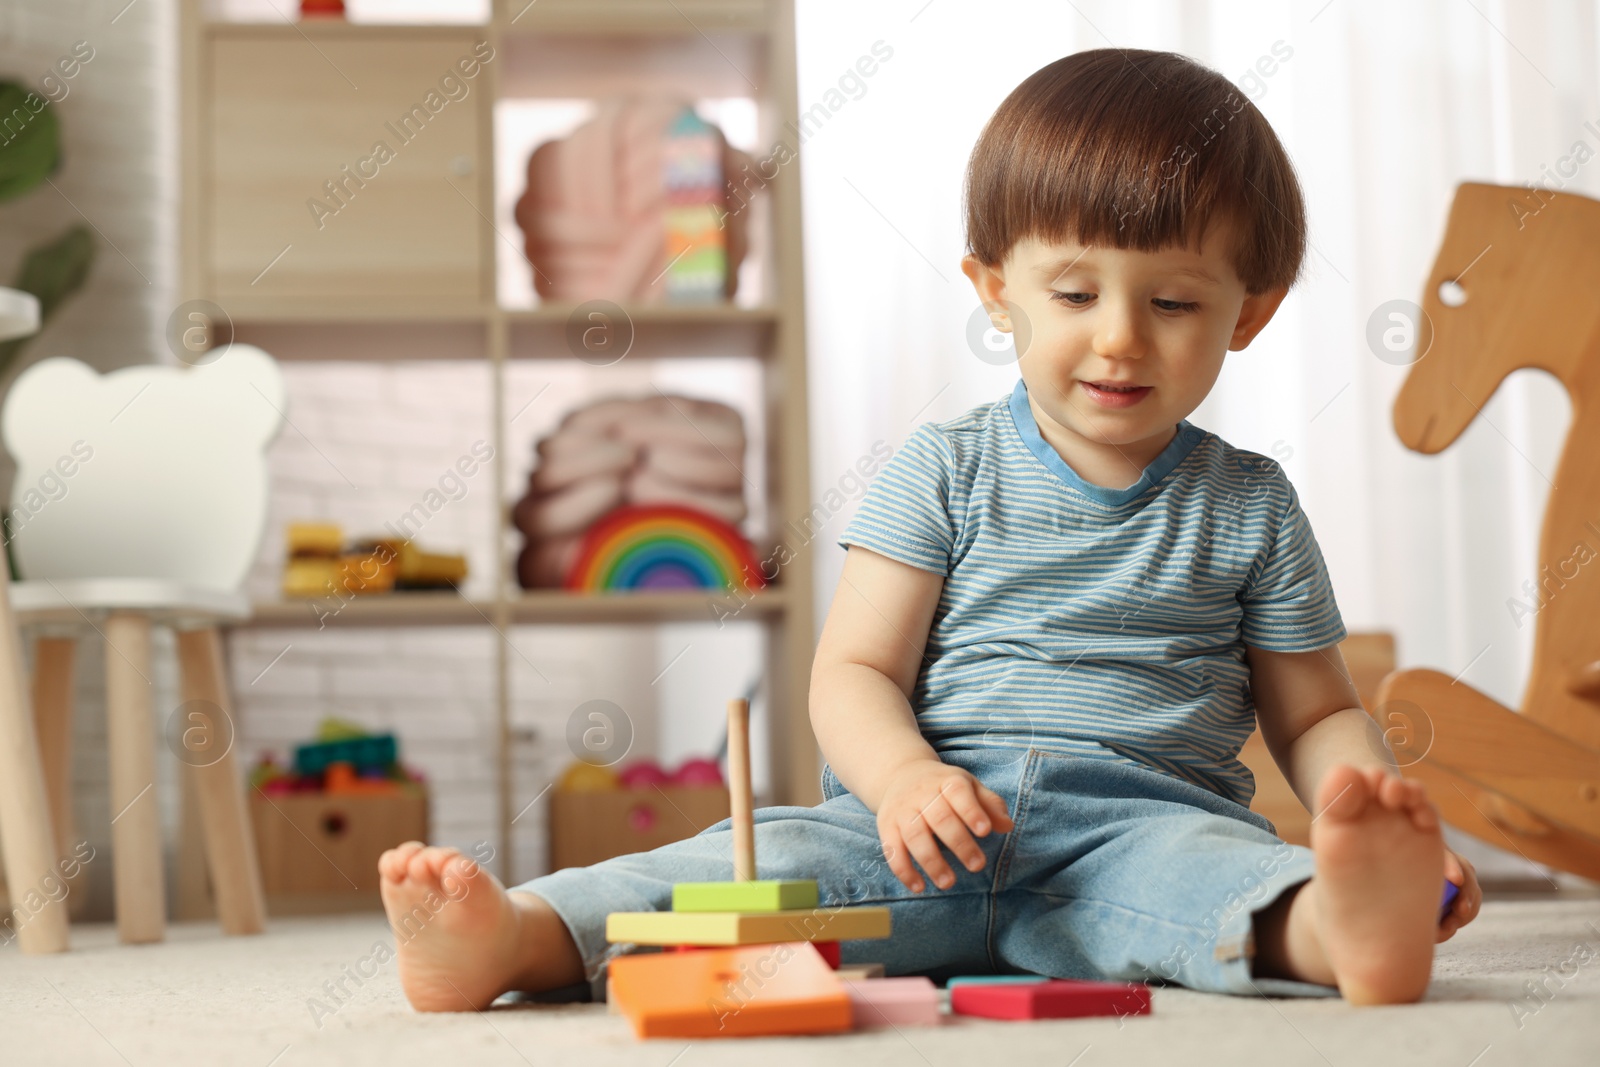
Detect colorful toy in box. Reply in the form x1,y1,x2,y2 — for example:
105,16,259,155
295,732,397,777
616,761,671,790
555,755,725,794
249,718,425,797
566,504,765,593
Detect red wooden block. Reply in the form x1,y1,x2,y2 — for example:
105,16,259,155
950,979,1151,1021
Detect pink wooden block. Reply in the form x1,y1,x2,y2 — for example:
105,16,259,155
844,976,941,1028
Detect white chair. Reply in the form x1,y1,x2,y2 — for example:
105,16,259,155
1,344,285,944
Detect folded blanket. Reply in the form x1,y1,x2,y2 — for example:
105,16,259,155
517,535,581,590
515,474,624,538
515,392,751,586
530,435,638,494
639,441,744,492
613,414,744,454
625,467,747,524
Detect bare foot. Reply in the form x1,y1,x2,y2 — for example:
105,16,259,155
378,843,542,1012
1309,766,1444,1004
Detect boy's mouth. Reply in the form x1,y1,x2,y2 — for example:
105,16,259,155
1081,380,1152,407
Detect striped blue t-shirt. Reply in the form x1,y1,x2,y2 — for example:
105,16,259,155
837,378,1347,807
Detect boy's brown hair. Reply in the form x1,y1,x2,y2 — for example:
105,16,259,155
964,48,1306,295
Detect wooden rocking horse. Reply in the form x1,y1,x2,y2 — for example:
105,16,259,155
1378,181,1600,879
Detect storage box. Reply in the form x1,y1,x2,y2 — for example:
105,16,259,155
549,787,729,870
251,790,429,914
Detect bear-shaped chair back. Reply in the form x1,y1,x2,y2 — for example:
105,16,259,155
2,345,285,592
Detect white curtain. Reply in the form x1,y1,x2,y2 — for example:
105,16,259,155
795,0,1598,879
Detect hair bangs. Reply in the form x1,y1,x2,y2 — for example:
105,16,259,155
965,49,1306,295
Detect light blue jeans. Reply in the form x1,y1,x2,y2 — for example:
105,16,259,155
515,747,1333,997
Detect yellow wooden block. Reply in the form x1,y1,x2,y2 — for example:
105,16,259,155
606,906,891,946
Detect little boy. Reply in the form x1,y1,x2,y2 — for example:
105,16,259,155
379,47,1479,1010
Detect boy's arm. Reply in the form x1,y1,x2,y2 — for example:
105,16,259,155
1244,643,1382,806
811,545,1014,893
810,545,947,810
1246,643,1481,938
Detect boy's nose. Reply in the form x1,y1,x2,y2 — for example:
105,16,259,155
1093,315,1146,362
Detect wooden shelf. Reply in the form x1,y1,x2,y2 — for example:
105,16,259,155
180,0,823,864
506,304,778,361
202,2,768,36
214,302,775,325
204,22,488,39
231,319,489,362
248,594,491,628
509,587,786,624
496,0,768,35
220,299,492,323
504,304,777,324
219,305,777,362
245,587,786,628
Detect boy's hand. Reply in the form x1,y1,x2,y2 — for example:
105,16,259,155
876,758,1014,894
1438,846,1481,943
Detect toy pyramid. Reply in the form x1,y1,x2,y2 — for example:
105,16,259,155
606,697,896,1038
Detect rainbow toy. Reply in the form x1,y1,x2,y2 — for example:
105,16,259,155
564,504,766,592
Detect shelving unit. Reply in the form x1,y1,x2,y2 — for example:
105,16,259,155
177,0,820,881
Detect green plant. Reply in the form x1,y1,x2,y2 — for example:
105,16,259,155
0,78,96,578
0,81,61,201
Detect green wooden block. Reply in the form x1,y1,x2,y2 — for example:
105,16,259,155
671,880,819,913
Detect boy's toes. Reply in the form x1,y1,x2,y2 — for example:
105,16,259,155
381,841,426,882
440,853,485,893
1379,776,1439,829
1314,765,1372,823
1405,794,1441,833
1377,773,1410,809
407,846,461,885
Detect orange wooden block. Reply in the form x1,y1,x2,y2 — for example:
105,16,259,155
608,942,850,1039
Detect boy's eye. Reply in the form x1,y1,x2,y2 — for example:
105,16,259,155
1154,298,1202,313
1049,292,1201,313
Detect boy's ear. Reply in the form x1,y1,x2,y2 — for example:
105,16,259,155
961,254,1009,321
1229,285,1289,350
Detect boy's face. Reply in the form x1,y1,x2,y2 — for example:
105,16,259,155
962,218,1287,461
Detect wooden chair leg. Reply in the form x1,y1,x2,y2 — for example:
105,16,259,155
31,635,87,919
175,626,265,936
0,583,69,953
104,611,164,944
173,759,214,922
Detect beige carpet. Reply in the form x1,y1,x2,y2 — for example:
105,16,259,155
3,898,1598,1066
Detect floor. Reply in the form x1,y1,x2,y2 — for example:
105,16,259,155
3,899,1598,1066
